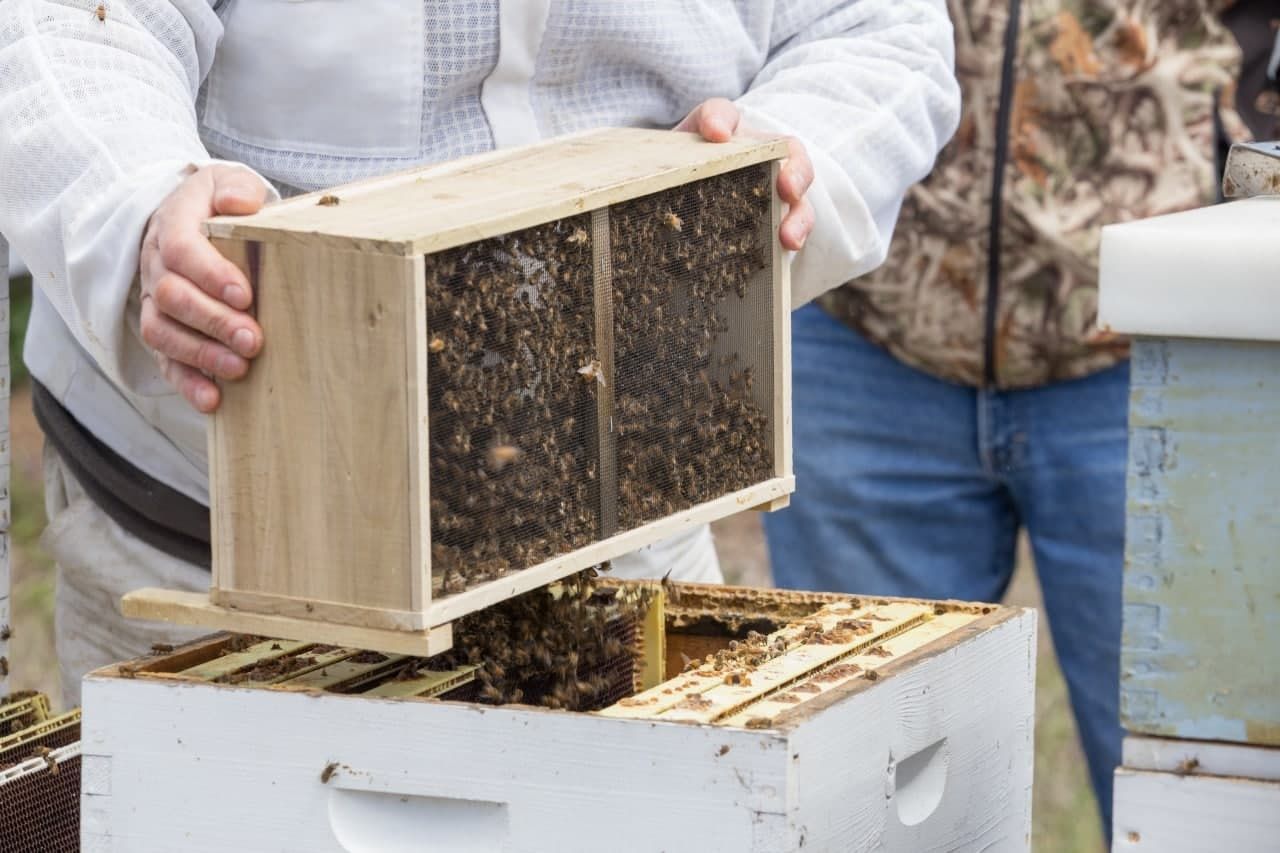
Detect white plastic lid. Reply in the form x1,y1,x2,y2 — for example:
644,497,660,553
1098,196,1280,341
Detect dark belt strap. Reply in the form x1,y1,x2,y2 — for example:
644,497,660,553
31,379,212,569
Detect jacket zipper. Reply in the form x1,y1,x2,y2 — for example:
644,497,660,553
983,0,1024,387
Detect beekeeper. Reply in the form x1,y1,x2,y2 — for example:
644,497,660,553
0,0,959,703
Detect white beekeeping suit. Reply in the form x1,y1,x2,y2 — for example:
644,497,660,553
0,0,959,700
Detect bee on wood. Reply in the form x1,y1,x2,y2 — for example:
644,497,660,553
94,3,106,22
317,194,340,206
1175,757,1200,776
37,746,60,776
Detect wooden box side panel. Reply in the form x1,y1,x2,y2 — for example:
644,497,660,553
209,239,426,616
1123,338,1280,745
788,610,1037,852
770,160,792,487
80,677,790,853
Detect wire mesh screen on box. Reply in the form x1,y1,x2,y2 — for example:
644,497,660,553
425,214,600,596
425,163,775,597
610,162,774,529
0,700,80,853
0,749,80,853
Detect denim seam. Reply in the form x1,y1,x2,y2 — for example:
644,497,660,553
976,388,996,477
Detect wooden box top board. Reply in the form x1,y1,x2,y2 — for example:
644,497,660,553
205,128,791,256
126,129,793,656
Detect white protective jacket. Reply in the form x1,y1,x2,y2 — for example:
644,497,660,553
0,0,959,509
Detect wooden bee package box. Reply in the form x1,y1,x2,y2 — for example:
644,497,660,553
83,581,1036,853
124,130,794,654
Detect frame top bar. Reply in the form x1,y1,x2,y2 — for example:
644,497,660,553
204,128,790,257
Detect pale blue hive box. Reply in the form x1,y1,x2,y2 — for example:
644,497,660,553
1100,146,1280,746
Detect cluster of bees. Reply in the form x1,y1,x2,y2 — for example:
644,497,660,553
406,569,656,712
421,165,775,594
610,165,775,528
223,646,338,684
679,614,887,684
425,215,600,594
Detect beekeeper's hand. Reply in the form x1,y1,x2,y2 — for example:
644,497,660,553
676,98,815,251
139,164,267,413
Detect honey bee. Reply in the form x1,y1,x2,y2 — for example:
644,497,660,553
660,209,683,232
94,3,106,22
428,336,446,353
566,228,590,246
36,746,61,776
1175,757,1200,776
577,359,606,386
317,194,340,206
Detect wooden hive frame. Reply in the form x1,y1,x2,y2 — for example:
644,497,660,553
107,583,1011,728
124,129,794,656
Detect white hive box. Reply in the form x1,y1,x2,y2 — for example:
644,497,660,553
1112,737,1280,853
1099,165,1280,746
81,583,1036,853
1101,142,1280,851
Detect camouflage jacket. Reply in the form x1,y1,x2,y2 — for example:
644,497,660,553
820,0,1246,389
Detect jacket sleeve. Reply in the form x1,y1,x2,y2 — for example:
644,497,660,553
0,0,272,394
735,0,960,307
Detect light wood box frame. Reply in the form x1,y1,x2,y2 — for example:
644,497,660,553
124,129,794,655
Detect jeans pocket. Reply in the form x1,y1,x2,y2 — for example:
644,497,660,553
202,0,425,158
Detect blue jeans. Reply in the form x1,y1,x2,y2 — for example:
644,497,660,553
765,304,1126,835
